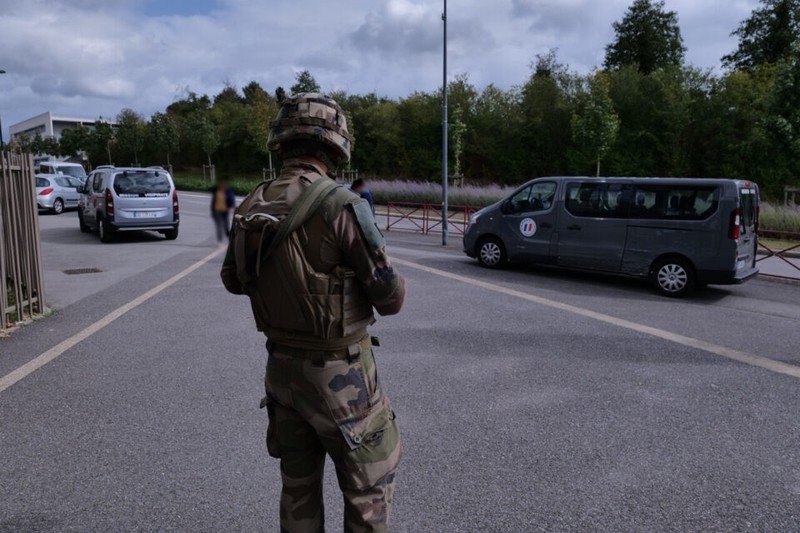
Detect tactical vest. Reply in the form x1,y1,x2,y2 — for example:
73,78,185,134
232,174,375,350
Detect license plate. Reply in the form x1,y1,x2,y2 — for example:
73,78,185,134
134,211,160,218
737,259,747,271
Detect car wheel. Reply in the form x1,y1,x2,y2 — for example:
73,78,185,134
52,198,64,215
653,257,694,297
162,227,179,240
99,217,114,243
78,211,91,233
477,237,506,268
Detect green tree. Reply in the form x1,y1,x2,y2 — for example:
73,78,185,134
10,132,32,154
185,111,219,167
241,81,279,160
146,112,179,168
766,44,800,155
468,84,523,182
30,132,59,156
604,0,686,74
58,125,90,161
88,120,115,166
115,108,146,165
519,50,575,178
275,86,287,103
571,73,620,176
396,91,442,179
166,90,212,167
722,0,800,71
290,70,320,94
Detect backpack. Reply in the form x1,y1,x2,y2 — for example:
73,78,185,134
232,177,339,295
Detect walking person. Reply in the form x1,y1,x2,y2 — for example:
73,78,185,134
351,177,374,213
220,93,406,532
211,177,236,243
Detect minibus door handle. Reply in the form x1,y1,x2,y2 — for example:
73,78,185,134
540,222,553,229
566,224,581,231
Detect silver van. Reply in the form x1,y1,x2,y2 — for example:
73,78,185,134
78,166,179,243
463,177,759,296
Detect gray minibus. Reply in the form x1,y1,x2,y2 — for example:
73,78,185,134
463,177,759,296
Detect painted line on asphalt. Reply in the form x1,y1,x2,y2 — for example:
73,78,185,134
0,248,226,394
392,257,800,380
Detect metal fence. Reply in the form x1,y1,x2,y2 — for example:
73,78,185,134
1,152,46,330
384,202,478,236
757,229,800,281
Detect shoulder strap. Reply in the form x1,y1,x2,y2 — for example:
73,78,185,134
255,177,339,274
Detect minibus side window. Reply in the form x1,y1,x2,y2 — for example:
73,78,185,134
631,185,719,220
566,183,630,218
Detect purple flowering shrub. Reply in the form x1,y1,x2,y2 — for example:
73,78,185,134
365,179,514,207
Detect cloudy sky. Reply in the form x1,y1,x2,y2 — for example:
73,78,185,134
0,0,759,140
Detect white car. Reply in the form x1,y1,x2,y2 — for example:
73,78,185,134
35,174,83,214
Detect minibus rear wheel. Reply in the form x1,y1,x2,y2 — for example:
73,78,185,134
477,237,506,269
653,256,695,297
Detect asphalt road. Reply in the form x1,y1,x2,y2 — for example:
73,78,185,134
1,192,799,532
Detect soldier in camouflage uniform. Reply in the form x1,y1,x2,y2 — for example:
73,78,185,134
220,93,405,532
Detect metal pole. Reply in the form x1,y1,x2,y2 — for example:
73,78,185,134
0,69,6,153
441,1,449,245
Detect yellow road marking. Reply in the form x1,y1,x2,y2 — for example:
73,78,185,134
0,248,225,394
393,257,800,380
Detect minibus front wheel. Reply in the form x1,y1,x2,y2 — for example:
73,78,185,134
477,237,507,269
652,256,695,297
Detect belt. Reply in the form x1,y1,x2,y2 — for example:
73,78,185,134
268,336,380,366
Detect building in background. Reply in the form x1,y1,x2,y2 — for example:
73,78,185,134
9,111,116,165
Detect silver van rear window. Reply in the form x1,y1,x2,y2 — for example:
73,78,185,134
113,171,171,197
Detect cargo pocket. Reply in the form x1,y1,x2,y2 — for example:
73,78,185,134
260,395,281,459
334,399,402,490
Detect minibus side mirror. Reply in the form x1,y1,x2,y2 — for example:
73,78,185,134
500,200,512,214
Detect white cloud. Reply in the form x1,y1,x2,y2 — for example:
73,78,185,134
0,0,761,139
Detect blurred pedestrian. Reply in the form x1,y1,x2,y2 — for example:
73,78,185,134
211,177,236,243
351,177,374,213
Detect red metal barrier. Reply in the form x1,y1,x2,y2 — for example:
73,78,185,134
425,204,478,236
385,202,426,233
384,202,479,236
757,230,800,279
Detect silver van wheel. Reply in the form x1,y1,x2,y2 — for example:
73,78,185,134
99,218,114,243
654,258,694,297
478,237,506,268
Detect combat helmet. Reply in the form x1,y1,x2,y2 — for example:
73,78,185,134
267,93,351,164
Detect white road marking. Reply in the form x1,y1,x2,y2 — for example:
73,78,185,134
0,248,225,394
392,257,800,380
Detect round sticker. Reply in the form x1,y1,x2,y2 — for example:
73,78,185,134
520,218,537,237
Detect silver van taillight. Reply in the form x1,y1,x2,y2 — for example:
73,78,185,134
105,189,114,217
172,190,179,215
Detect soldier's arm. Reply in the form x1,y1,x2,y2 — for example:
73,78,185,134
331,199,405,315
220,239,245,294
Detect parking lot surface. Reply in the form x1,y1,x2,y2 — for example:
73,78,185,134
2,192,799,532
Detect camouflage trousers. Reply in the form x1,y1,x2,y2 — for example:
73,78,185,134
263,335,402,532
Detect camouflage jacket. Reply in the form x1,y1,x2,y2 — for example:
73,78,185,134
220,157,405,349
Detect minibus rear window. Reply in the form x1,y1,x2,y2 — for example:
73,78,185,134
740,189,756,228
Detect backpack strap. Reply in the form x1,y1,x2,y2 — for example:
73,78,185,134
255,177,340,275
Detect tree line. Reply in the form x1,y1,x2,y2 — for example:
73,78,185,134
9,0,800,198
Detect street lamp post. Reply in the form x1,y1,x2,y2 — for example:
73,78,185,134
441,1,449,246
0,69,6,153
